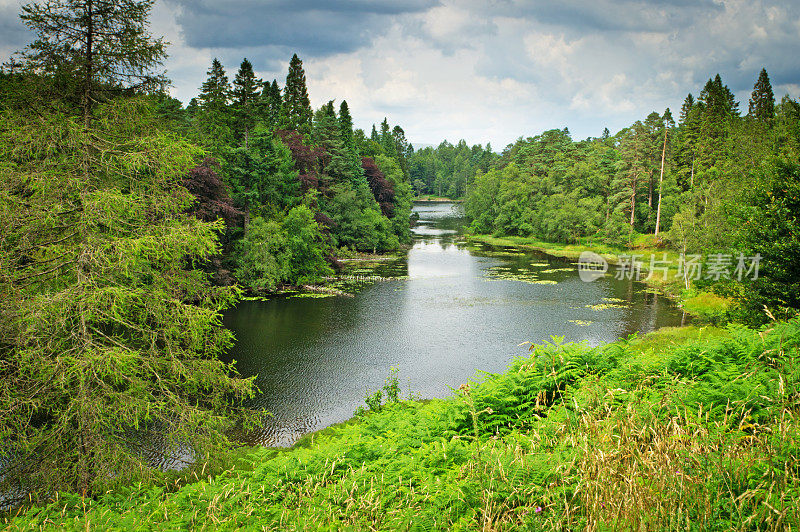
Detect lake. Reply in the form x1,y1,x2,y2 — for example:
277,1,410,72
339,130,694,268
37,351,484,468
222,202,686,446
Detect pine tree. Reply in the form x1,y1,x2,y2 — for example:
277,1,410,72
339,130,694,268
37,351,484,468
281,54,312,134
338,100,355,146
19,0,167,125
696,74,739,172
748,68,775,123
196,58,234,151
198,58,230,112
655,108,674,235
338,100,366,184
313,101,355,183
232,58,262,147
380,118,396,158
259,79,282,129
643,111,665,210
371,124,379,142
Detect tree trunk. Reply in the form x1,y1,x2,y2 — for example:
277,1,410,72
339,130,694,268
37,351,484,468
83,0,94,128
655,126,668,235
630,170,637,226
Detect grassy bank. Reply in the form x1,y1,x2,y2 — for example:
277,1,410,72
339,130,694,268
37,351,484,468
467,233,733,324
5,320,799,530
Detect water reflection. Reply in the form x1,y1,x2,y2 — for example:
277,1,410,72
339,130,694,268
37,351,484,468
223,201,686,446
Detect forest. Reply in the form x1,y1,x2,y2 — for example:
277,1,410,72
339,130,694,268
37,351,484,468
0,0,417,501
454,71,798,325
1,0,799,529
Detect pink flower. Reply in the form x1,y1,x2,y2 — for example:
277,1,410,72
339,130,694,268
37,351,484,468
535,507,543,514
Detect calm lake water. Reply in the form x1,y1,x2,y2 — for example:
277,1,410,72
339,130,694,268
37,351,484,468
222,202,686,446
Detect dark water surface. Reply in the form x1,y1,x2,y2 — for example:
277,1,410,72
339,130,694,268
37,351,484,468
223,202,686,446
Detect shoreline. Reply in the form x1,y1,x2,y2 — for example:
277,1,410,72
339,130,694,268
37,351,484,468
465,233,731,323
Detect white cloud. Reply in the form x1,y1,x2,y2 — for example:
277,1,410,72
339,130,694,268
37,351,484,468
1,0,799,147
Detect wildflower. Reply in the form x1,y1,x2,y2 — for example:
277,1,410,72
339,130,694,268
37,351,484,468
535,507,543,514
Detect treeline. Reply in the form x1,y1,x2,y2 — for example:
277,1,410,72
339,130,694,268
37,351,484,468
407,140,498,198
463,70,800,322
146,54,415,292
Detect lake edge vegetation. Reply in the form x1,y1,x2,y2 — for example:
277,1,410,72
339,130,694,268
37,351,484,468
1,0,799,528
5,319,799,529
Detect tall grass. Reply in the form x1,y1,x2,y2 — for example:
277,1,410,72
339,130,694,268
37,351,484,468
4,320,799,530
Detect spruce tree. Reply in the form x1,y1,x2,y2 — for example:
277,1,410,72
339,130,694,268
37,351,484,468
198,58,230,112
392,125,411,180
748,68,775,123
313,101,355,183
196,58,234,151
232,58,262,147
259,79,282,129
338,100,355,146
338,100,366,185
281,54,313,134
680,93,695,124
380,118,396,158
696,74,739,171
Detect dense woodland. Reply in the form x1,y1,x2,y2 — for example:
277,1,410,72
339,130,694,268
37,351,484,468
460,71,800,324
1,0,799,523
158,54,416,291
0,0,416,499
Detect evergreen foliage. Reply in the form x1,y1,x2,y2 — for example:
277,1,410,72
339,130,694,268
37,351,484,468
748,68,775,123
17,0,168,122
280,54,313,134
231,58,262,147
0,100,255,499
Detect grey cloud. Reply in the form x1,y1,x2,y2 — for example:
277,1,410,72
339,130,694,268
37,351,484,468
491,0,723,33
0,3,31,47
166,0,439,56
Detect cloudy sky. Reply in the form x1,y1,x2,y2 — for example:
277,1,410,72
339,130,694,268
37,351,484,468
2,0,799,148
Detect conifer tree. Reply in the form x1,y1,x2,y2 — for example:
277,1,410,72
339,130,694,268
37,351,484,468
338,100,366,184
196,58,234,151
338,100,355,146
260,79,282,129
18,0,168,125
198,58,230,112
232,58,262,147
371,124,379,142
281,54,312,134
655,108,674,235
380,118,397,158
0,99,255,499
313,101,354,183
748,68,775,123
392,125,411,180
696,74,739,172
